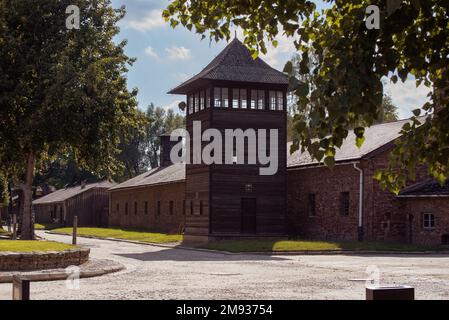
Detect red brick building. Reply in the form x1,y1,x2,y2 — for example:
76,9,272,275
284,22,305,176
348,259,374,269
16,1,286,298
287,119,431,244
398,179,449,245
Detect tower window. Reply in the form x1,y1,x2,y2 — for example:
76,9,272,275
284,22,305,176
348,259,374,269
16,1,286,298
188,95,194,114
194,92,200,112
250,90,257,109
190,200,194,215
232,88,239,108
183,200,186,215
240,89,247,108
200,91,205,110
205,90,210,108
134,202,137,215
116,203,119,213
200,200,203,215
221,88,228,108
125,202,128,215
214,87,221,107
269,91,276,110
258,90,265,110
144,201,148,215
277,91,284,110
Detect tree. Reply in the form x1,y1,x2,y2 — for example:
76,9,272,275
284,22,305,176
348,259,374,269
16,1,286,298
163,0,449,193
144,104,185,169
378,94,399,124
0,0,143,239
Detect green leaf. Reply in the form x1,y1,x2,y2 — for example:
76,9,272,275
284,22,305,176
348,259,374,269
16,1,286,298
283,61,293,73
356,136,365,148
323,156,335,169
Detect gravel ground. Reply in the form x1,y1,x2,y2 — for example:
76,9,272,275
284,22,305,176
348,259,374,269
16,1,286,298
1,231,448,300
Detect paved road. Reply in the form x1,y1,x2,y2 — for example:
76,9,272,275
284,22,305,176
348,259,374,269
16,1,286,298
1,232,449,300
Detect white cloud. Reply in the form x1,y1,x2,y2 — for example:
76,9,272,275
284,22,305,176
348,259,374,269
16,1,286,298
383,77,431,119
173,72,190,81
127,10,165,32
144,46,158,58
261,34,295,70
165,46,191,60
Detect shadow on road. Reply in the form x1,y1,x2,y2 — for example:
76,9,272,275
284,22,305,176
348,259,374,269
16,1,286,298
114,248,288,262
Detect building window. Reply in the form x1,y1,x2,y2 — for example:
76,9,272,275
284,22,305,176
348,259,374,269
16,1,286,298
125,202,128,215
269,91,276,110
250,90,257,109
240,89,247,108
116,203,119,213
188,95,194,114
183,200,186,215
169,201,174,215
214,87,221,107
232,88,239,108
340,192,350,216
199,200,203,215
144,201,148,215
258,90,265,110
277,91,284,110
157,201,161,216
190,200,194,215
194,92,200,112
134,202,137,215
423,213,435,229
205,89,210,108
221,88,229,108
200,91,205,110
308,193,316,217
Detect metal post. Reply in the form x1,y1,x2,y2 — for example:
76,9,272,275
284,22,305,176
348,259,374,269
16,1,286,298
72,215,78,245
12,214,17,240
12,276,30,300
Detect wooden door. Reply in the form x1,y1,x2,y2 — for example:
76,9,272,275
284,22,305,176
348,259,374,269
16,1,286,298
241,198,256,234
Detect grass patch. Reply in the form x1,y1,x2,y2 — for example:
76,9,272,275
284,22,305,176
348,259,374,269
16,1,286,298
201,239,444,253
35,223,63,230
0,240,76,252
52,227,182,244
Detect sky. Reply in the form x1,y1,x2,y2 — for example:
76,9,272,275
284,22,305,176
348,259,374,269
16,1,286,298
111,0,430,119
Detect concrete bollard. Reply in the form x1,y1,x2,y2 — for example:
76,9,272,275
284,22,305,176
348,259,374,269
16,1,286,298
72,215,78,245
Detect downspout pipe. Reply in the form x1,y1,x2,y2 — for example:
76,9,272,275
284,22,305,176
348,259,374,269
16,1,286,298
353,163,364,241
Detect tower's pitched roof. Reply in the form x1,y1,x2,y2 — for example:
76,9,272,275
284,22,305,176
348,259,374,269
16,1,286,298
168,38,289,94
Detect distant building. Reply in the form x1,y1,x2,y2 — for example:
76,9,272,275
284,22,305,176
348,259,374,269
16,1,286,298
108,136,186,233
33,181,115,227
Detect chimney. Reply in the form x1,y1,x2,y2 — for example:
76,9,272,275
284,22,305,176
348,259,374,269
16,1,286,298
160,134,182,167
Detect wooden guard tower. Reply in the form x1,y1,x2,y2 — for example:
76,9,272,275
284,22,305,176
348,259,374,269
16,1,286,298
168,38,288,242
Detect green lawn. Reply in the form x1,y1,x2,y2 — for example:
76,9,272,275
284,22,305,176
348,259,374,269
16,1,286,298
52,227,182,244
0,240,76,252
35,223,63,230
200,239,444,253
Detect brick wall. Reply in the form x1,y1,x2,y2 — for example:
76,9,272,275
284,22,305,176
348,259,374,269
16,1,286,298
400,197,449,246
0,248,89,271
287,148,429,243
109,181,186,233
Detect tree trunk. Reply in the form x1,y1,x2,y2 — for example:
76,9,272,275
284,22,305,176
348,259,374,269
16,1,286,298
20,153,35,240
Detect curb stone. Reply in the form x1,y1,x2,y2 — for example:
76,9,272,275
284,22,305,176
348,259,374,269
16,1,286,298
0,258,124,283
45,231,449,256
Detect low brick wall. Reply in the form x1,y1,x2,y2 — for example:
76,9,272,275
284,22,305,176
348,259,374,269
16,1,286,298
0,248,90,271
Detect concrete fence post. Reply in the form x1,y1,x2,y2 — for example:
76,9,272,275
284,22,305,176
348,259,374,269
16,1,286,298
72,215,78,245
